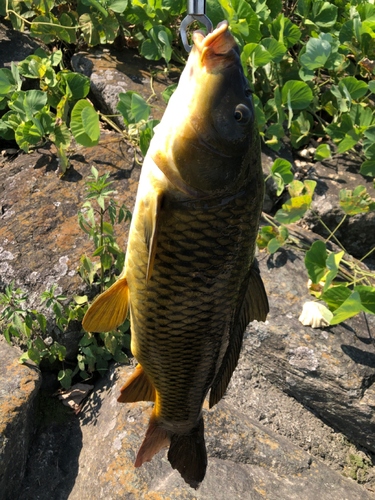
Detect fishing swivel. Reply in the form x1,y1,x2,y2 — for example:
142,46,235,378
180,0,213,53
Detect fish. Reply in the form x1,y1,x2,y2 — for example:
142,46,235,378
82,20,269,489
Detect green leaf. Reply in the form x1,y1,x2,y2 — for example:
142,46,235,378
28,347,41,364
261,38,286,64
336,128,362,154
101,253,113,271
22,119,44,145
310,1,338,29
71,100,100,147
300,36,331,70
330,291,362,325
271,159,293,195
52,123,71,149
61,72,91,100
305,240,327,285
323,251,344,292
139,119,159,156
257,225,279,250
34,338,46,351
281,81,313,110
117,91,137,125
270,14,301,48
108,0,128,13
162,84,177,104
314,144,331,161
354,286,375,315
339,77,368,101
73,295,88,305
360,161,375,177
274,195,312,223
131,93,150,123
58,369,72,389
81,105,100,142
0,68,16,96
36,313,47,333
339,185,375,215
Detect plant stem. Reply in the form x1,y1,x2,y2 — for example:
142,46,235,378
325,214,347,244
100,209,104,294
311,210,348,253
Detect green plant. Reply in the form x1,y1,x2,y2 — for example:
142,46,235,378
258,158,375,326
0,47,99,172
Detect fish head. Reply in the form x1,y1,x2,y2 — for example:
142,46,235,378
158,21,257,196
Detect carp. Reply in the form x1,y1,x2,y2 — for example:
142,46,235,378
83,20,269,489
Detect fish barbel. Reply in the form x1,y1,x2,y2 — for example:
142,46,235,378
82,20,269,489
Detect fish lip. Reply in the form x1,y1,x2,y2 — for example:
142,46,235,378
192,21,238,70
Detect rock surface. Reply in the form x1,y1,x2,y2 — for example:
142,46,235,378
64,364,375,499
0,338,42,500
0,132,140,357
0,22,42,70
234,229,375,455
296,150,375,259
71,48,176,129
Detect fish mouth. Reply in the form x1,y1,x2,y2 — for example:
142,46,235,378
192,21,238,71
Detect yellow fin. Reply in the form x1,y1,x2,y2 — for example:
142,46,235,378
117,364,156,403
143,190,163,284
82,277,129,333
134,408,170,467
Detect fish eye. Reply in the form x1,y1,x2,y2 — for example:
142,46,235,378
234,104,251,124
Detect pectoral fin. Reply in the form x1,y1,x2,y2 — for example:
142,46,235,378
82,277,129,333
209,261,269,408
143,190,163,283
118,364,156,403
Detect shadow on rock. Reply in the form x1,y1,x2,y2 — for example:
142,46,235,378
341,344,375,368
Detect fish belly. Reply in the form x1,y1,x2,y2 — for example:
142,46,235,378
126,185,260,433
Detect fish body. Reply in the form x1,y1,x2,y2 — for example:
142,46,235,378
83,21,268,489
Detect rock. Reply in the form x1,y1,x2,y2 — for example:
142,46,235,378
71,47,178,129
0,22,42,69
0,132,140,356
299,152,375,259
0,338,42,500
234,227,375,455
63,364,374,500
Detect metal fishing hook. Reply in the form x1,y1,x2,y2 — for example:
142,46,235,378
180,0,213,53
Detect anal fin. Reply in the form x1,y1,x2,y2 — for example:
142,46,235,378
118,364,156,403
209,261,269,408
82,277,129,333
134,408,170,467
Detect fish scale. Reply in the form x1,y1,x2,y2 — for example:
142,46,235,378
127,185,259,426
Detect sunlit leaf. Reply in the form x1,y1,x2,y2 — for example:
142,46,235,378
339,185,375,215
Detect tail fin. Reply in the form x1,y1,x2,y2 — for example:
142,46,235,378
168,417,207,490
118,364,156,403
135,408,170,467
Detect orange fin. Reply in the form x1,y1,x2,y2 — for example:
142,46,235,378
134,409,170,467
117,364,156,403
168,417,207,489
143,190,163,284
82,277,129,333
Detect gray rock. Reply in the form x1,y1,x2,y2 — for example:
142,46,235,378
0,338,42,500
71,48,174,129
299,153,375,259
64,364,374,500
237,231,375,455
0,23,42,69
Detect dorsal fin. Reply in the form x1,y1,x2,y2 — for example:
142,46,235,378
82,277,129,333
118,364,156,403
209,262,269,408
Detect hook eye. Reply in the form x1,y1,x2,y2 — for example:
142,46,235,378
180,15,213,53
